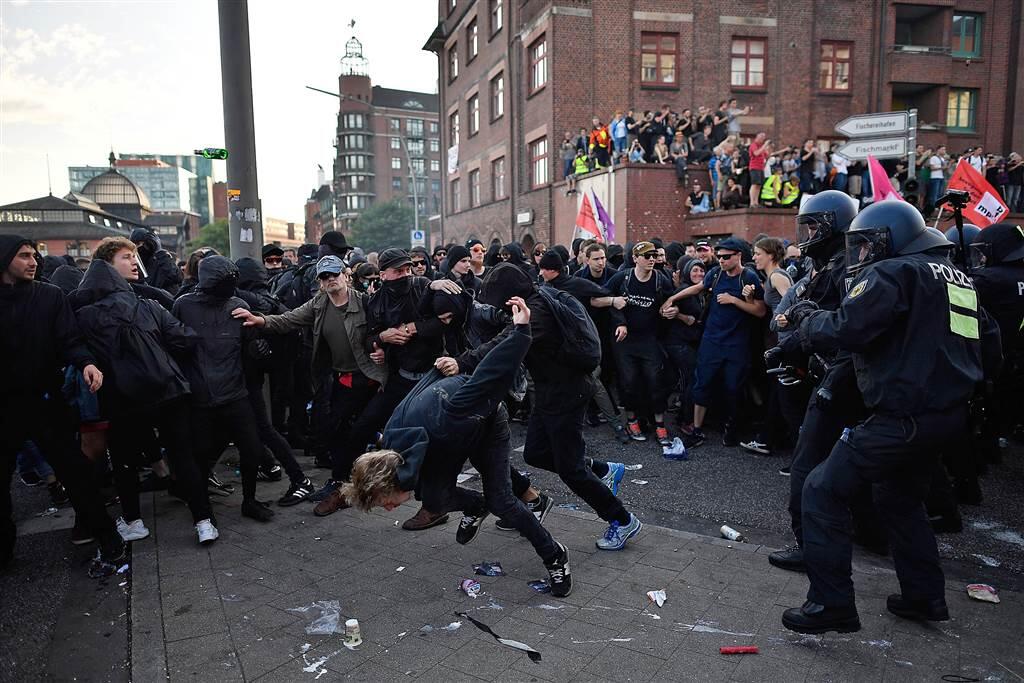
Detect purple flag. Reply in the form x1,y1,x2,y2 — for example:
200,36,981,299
591,191,615,242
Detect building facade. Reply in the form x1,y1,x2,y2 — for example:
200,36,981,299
0,193,144,259
333,36,442,237
121,153,218,226
426,0,1023,247
304,183,335,244
263,216,303,248
70,158,197,215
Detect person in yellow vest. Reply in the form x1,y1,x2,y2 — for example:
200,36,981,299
779,173,801,207
760,166,783,207
566,149,591,195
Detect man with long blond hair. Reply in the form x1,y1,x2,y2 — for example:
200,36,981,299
342,296,572,597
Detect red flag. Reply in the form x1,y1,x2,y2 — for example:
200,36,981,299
574,193,600,239
868,155,902,203
946,159,1010,227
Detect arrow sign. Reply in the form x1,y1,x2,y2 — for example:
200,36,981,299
834,137,908,161
834,112,909,138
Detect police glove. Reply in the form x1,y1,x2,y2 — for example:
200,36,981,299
784,300,820,327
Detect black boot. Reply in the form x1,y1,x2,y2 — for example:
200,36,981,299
768,545,806,572
886,594,949,621
241,499,275,522
782,601,861,634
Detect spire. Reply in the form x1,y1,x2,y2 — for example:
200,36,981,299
341,22,368,76
108,149,117,168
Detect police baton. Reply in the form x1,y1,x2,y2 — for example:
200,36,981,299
937,189,971,269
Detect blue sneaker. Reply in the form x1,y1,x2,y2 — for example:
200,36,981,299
595,513,642,551
599,462,625,496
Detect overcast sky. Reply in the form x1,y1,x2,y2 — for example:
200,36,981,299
0,0,439,221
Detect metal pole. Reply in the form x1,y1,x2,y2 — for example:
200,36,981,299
907,108,918,178
399,137,420,238
218,0,263,259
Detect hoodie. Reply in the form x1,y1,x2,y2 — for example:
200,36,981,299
130,227,183,295
50,264,84,294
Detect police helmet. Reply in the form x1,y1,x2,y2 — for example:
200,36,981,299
796,190,859,259
925,227,956,257
969,222,1024,269
845,199,948,276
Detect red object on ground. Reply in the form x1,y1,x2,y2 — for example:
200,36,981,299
720,646,759,655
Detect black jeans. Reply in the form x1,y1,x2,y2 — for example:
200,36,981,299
2,397,118,557
523,385,627,524
664,343,698,425
325,372,383,481
330,372,416,483
288,344,314,441
802,407,966,607
191,398,264,501
614,343,666,417
246,368,304,484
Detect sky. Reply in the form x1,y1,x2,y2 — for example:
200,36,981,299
0,0,439,221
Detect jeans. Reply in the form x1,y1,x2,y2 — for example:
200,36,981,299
247,367,305,484
802,406,965,606
1004,184,1021,213
16,441,54,480
613,136,627,155
692,342,750,422
663,344,697,425
674,157,688,181
586,365,621,426
614,343,666,417
191,398,264,501
927,178,944,209
325,372,383,481
832,173,848,193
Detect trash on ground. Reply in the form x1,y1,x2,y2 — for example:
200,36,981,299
87,551,117,579
117,564,129,574
36,507,59,517
556,503,580,510
287,600,343,634
421,621,462,633
395,566,405,572
972,554,1001,568
720,646,759,655
394,520,399,526
662,437,688,461
966,583,1000,603
646,589,667,608
528,579,551,594
631,480,649,485
624,464,643,471
343,618,362,649
720,525,746,542
456,611,542,662
474,562,505,577
460,578,481,598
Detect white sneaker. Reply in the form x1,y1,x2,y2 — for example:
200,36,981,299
196,518,219,545
116,517,150,542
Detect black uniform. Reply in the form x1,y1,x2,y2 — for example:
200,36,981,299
972,261,1024,438
795,252,986,608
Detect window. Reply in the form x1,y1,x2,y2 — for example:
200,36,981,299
389,118,401,132
467,19,478,61
448,44,459,81
640,33,678,86
490,73,504,120
529,138,548,188
449,111,460,146
407,139,424,156
952,13,982,57
430,159,440,172
529,36,547,92
492,157,506,199
730,37,766,88
429,121,438,135
391,157,402,170
469,169,480,207
429,139,439,153
450,179,461,212
819,41,852,91
393,177,402,191
407,119,424,137
947,89,977,132
345,134,365,149
342,113,364,128
411,158,425,175
391,137,401,150
490,0,502,34
468,95,480,136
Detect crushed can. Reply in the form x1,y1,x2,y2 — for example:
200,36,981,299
720,525,746,542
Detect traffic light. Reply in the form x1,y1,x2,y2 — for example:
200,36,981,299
194,148,229,160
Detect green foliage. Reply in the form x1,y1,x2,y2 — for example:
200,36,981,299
349,200,415,253
186,219,229,255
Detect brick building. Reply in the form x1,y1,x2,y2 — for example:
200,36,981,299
334,36,442,238
425,0,1023,247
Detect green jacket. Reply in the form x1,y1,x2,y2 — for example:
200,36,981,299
260,290,387,390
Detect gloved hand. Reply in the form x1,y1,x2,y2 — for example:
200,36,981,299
247,339,272,360
784,300,820,327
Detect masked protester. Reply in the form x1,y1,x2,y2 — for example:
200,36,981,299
130,227,183,295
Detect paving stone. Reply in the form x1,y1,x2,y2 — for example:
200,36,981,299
165,632,243,682
582,642,669,682
655,650,740,682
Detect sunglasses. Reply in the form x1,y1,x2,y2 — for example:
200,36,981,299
264,256,282,264
436,251,447,256
411,260,426,267
534,249,546,256
638,252,657,260
499,253,511,259
318,272,341,280
716,252,738,260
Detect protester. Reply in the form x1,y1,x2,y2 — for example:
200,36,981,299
130,227,183,295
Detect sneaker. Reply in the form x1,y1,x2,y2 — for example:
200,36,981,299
545,542,573,597
595,513,642,551
116,517,150,542
626,420,647,442
19,471,43,487
655,425,671,447
599,462,625,496
241,499,275,522
310,479,341,503
278,478,315,507
456,508,490,545
195,518,219,545
207,474,235,497
71,522,96,546
612,424,631,444
741,440,771,455
778,466,791,476
256,464,283,482
48,482,70,507
495,492,554,530
683,428,706,449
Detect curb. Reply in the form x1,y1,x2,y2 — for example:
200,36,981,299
129,492,168,682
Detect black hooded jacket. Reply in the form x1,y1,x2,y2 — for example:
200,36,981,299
50,264,84,294
172,256,256,408
366,276,450,374
130,228,183,295
71,259,194,416
1,235,96,410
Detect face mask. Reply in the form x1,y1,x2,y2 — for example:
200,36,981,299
205,279,237,299
383,277,410,296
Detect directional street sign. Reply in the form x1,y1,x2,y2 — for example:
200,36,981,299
834,112,910,138
835,137,908,161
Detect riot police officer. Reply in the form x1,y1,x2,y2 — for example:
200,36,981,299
943,223,981,267
767,191,884,573
779,200,992,634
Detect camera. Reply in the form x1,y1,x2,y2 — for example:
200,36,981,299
939,189,971,210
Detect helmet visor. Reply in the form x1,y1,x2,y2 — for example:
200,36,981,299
796,212,835,253
845,228,890,277
968,242,991,270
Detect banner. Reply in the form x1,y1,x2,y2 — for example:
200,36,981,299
946,159,1010,227
573,193,600,240
868,155,902,203
591,191,615,242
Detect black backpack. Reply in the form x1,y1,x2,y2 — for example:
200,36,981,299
537,285,601,372
109,302,180,402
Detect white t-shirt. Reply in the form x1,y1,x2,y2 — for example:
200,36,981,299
929,155,945,180
968,154,984,174
831,153,849,175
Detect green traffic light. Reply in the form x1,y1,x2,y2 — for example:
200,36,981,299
194,148,229,160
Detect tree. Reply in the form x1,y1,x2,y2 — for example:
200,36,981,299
186,219,229,255
349,200,414,253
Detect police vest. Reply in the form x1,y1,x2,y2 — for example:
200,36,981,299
761,175,781,200
928,261,981,340
779,182,799,206
573,157,590,175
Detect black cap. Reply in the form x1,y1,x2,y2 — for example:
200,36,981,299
377,248,413,271
538,251,564,271
262,244,284,259
716,237,747,254
465,238,483,250
319,230,351,256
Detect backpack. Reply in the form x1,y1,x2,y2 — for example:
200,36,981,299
537,285,601,372
109,301,180,402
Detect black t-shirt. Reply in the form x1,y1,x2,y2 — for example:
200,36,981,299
1008,163,1023,185
607,269,671,349
665,288,704,346
711,110,729,144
